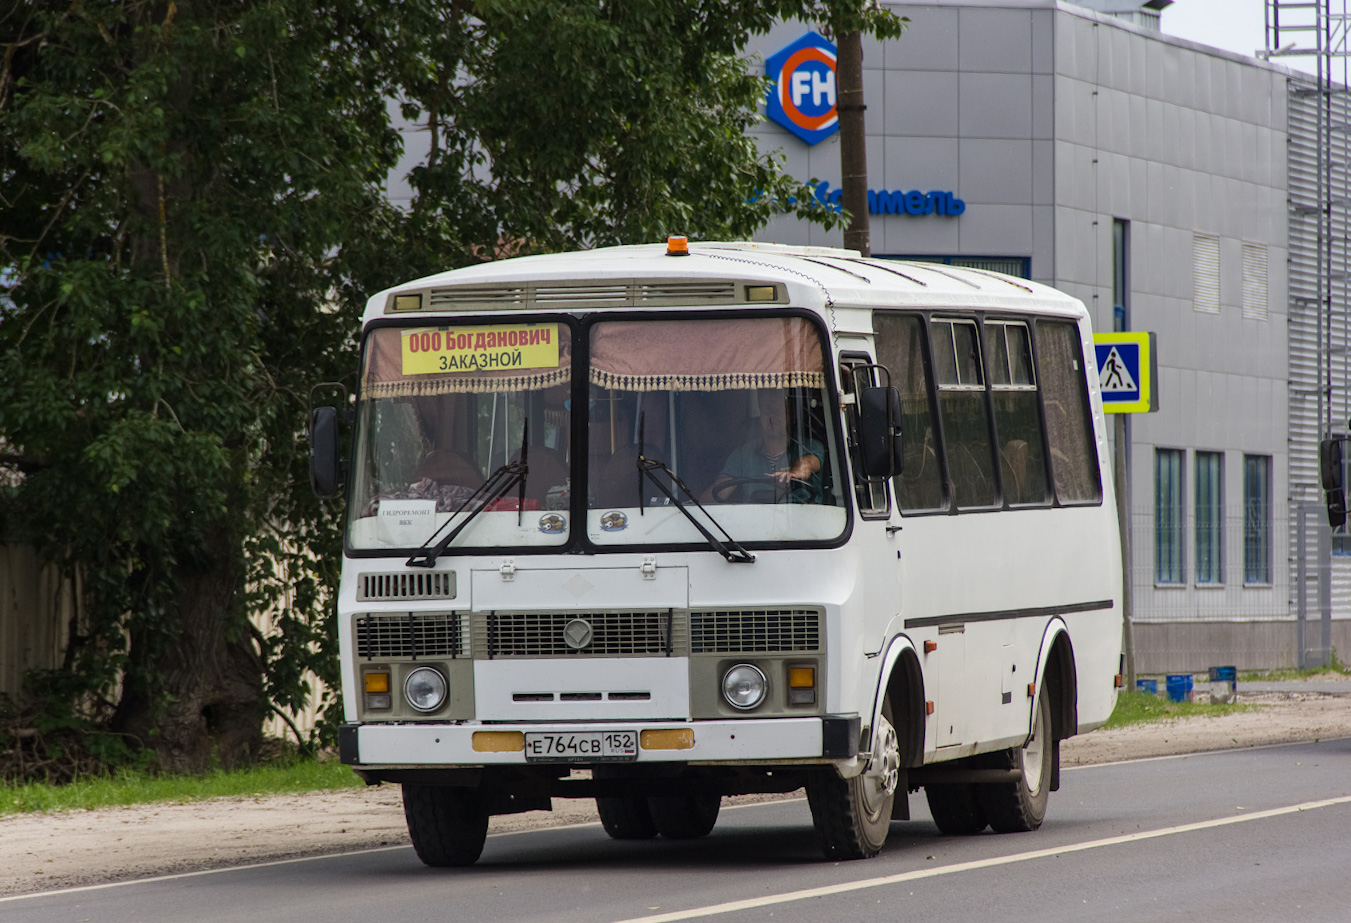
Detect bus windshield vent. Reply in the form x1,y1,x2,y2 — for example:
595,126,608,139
357,571,456,601
690,609,821,653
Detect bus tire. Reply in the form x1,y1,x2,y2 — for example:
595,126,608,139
977,685,1053,833
402,784,489,867
806,695,898,859
649,793,721,839
924,782,987,835
596,796,659,839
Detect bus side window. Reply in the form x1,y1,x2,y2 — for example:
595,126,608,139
984,320,1051,506
839,355,890,517
932,318,999,509
874,312,946,512
1035,321,1103,504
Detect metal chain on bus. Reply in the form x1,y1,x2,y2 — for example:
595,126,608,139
695,250,838,347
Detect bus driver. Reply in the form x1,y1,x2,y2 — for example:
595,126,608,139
705,388,823,503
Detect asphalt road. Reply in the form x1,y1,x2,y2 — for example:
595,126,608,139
6,738,1350,923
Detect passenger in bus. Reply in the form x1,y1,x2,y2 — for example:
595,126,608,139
704,389,823,503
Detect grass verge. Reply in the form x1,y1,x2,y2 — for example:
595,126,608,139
0,758,364,818
1102,691,1255,731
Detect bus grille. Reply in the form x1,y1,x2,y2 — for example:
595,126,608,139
689,609,821,653
355,613,467,659
481,611,676,657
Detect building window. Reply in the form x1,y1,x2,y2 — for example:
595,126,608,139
1193,234,1220,314
1243,454,1272,583
1113,219,1129,332
1155,448,1185,585
1241,243,1268,321
1195,452,1223,584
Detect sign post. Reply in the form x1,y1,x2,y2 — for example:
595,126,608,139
1093,332,1158,694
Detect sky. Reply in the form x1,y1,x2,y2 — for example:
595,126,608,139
1159,0,1320,75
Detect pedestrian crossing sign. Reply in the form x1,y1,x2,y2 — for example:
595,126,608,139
1093,332,1157,414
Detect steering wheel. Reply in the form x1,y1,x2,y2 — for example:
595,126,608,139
711,475,820,504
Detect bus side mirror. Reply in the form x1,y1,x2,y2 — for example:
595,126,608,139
310,405,342,499
1321,438,1346,529
858,386,903,479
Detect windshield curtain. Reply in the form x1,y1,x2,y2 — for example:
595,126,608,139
585,316,847,546
348,322,573,551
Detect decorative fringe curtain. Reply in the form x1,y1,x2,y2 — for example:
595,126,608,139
362,326,571,397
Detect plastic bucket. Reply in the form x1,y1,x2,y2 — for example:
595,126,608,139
1165,674,1194,703
1136,679,1158,695
1208,666,1237,704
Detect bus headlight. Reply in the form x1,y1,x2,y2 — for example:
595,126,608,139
722,663,768,710
404,667,448,713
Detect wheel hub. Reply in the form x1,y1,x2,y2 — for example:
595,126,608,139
862,714,901,811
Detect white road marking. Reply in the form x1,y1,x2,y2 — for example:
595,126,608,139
612,794,1351,923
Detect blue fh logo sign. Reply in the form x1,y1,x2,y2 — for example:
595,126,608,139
765,32,838,146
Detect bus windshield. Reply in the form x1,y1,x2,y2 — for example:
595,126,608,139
348,321,573,551
584,315,846,546
347,313,846,552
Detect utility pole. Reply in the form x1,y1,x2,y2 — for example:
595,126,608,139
835,26,870,256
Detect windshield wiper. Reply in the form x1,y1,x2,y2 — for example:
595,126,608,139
635,413,754,564
407,420,530,568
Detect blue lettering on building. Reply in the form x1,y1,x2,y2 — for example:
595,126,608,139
795,182,965,217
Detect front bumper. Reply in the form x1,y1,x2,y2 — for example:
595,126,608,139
340,715,860,767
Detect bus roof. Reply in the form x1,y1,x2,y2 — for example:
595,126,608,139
363,241,1086,330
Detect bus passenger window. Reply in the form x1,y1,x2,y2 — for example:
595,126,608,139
984,321,1050,506
932,318,998,509
873,313,945,512
1036,321,1103,504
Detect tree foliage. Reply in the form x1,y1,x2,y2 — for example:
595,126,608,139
0,0,899,777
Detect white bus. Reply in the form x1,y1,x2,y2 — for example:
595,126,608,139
310,239,1123,866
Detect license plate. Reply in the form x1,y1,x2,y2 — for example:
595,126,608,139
524,730,638,762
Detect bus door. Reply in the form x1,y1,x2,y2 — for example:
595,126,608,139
839,352,903,652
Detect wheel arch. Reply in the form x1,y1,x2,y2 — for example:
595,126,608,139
871,637,925,769
1035,620,1078,745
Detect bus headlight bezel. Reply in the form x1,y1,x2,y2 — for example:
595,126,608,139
722,663,768,711
404,666,448,713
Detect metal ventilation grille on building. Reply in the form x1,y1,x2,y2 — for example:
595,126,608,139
355,613,467,659
1242,243,1269,321
690,609,821,653
1193,234,1220,314
481,611,677,657
357,571,456,601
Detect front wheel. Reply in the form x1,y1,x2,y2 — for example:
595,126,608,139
976,685,1053,833
806,696,899,859
402,784,489,867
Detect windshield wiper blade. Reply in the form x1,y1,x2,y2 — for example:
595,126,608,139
407,420,529,568
636,414,754,564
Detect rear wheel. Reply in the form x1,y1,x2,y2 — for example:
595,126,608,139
402,784,489,867
977,686,1053,833
924,782,987,835
596,796,659,839
806,695,899,860
649,792,721,839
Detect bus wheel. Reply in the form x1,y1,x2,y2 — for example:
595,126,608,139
596,796,659,839
977,685,1053,833
649,793,721,839
924,782,987,835
806,696,898,859
402,784,489,867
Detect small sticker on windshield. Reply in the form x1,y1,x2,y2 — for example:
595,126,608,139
600,511,628,532
538,513,567,534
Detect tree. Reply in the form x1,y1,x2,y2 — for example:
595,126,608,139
1,0,401,773
0,0,899,777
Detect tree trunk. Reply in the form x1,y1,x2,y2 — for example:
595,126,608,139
835,28,870,257
112,526,265,773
